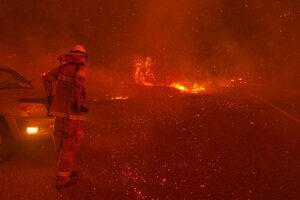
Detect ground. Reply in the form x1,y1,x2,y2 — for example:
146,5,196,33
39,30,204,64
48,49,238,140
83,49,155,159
0,86,299,200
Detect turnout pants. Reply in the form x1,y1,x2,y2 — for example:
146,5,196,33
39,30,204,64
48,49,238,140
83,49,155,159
53,117,84,177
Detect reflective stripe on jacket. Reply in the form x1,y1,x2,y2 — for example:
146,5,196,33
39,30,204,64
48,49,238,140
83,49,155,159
42,62,87,120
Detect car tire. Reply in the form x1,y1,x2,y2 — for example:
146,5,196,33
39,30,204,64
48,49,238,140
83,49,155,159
0,116,14,163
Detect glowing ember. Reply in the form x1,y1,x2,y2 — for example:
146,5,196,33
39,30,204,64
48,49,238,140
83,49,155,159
218,78,247,87
111,96,129,100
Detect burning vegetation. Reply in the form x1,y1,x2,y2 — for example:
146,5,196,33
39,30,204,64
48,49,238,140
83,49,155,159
132,56,249,96
133,56,207,94
134,57,156,86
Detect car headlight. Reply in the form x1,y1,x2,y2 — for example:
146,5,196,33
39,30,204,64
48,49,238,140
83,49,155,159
19,103,47,115
27,127,39,134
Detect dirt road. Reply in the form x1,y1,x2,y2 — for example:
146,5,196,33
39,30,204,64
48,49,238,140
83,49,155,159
1,88,299,199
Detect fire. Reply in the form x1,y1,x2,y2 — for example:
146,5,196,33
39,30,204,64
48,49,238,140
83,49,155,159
192,83,206,93
171,83,187,91
170,82,206,94
134,57,155,86
132,57,248,94
133,56,206,94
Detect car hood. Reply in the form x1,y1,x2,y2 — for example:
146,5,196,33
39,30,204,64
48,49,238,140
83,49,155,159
0,88,46,116
0,88,45,98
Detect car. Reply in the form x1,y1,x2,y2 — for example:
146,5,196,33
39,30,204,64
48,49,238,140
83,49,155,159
0,67,54,162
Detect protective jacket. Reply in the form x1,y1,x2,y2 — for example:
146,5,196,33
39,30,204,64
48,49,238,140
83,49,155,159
42,54,87,120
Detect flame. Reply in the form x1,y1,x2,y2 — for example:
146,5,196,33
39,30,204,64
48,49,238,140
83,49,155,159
132,56,249,94
192,83,206,92
133,56,207,94
134,57,155,86
170,82,206,93
170,83,187,92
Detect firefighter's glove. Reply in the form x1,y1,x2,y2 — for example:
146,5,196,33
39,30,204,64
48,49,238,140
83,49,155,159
71,102,79,113
46,95,54,106
79,105,89,114
46,95,54,111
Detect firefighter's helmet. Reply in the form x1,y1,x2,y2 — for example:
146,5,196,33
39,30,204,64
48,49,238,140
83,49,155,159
69,44,87,58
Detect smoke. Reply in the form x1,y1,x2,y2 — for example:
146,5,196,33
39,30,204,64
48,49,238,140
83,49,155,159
140,0,300,87
0,0,299,91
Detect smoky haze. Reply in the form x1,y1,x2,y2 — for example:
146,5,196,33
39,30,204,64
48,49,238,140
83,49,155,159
0,0,299,92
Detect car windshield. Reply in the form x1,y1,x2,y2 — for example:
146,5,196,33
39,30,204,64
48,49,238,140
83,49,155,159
0,69,33,89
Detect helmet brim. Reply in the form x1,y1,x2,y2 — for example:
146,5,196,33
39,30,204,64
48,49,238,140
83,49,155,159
68,51,88,59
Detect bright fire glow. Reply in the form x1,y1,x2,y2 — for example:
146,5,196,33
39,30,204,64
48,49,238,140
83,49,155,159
27,127,39,135
192,84,206,92
170,82,206,93
171,83,187,91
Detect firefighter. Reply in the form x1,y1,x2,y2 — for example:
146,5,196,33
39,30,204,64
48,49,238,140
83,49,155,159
42,44,88,189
